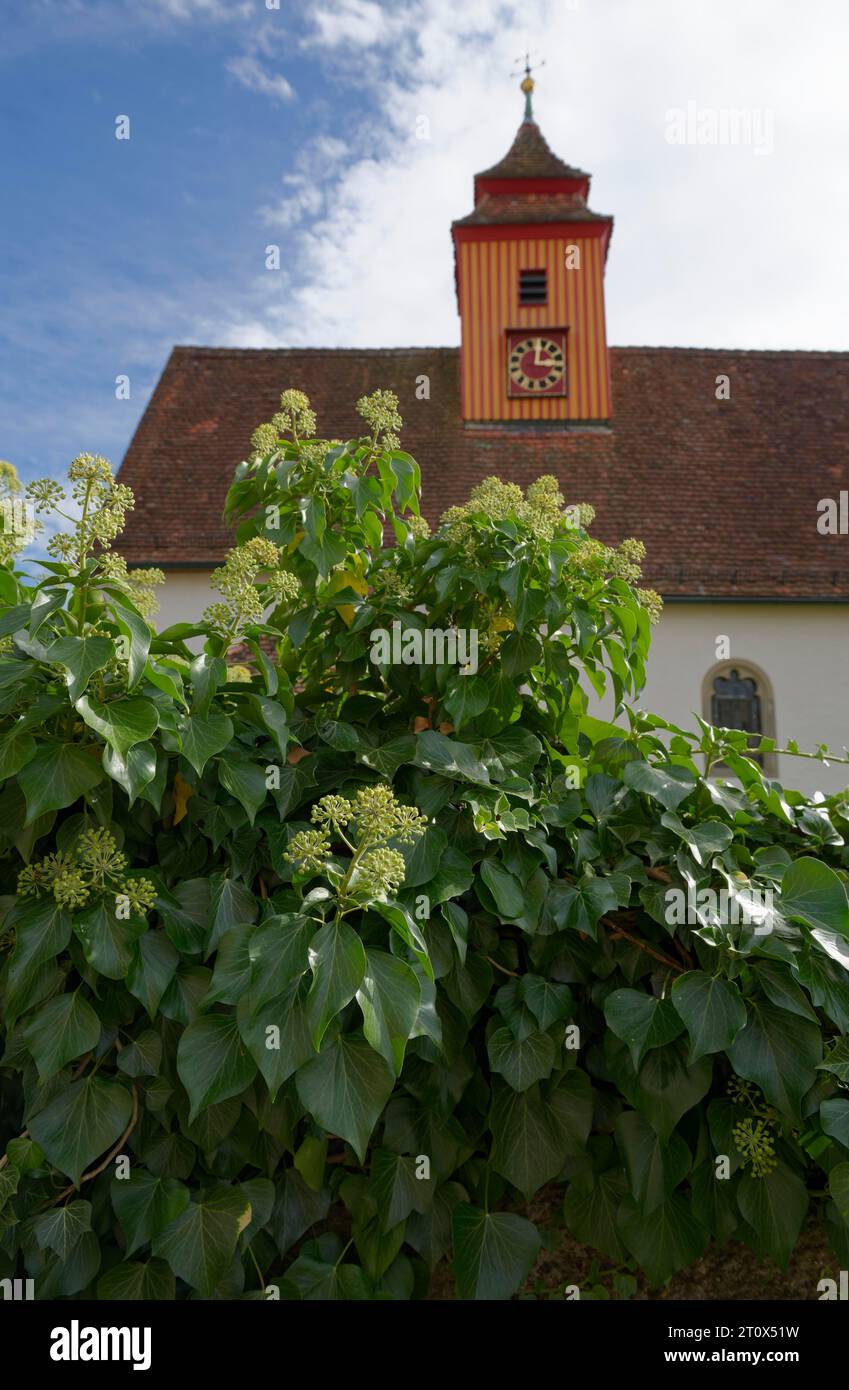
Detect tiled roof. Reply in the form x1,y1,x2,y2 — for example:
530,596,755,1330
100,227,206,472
453,193,609,226
475,120,589,182
117,345,849,599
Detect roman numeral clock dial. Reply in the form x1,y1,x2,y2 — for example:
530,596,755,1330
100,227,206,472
506,331,568,398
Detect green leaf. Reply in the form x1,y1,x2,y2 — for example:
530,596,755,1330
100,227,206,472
413,729,491,785
179,712,234,776
614,1110,691,1215
489,1081,566,1196
370,1150,431,1230
818,1036,849,1083
97,1258,175,1300
660,813,733,867
519,975,572,1031
604,989,685,1069
617,1193,706,1286
623,759,696,811
780,856,849,935
45,634,113,701
307,921,367,1050
608,1036,713,1142
237,981,316,1100
563,1170,629,1260
34,1200,92,1260
487,1027,556,1092
112,1169,191,1256
127,931,179,1019
73,900,146,980
356,947,421,1075
244,913,315,1008
737,1165,809,1267
670,971,747,1062
18,742,104,822
828,1163,849,1223
728,999,822,1124
443,675,488,731
0,728,36,780
821,1098,849,1149
103,740,157,805
75,694,159,757
479,859,525,919
207,874,258,956
117,1029,163,1078
5,896,71,1025
176,1014,257,1122
112,606,151,690
22,990,101,1081
28,1076,132,1185
296,1033,395,1162
152,1188,251,1295
218,755,267,824
451,1204,541,1301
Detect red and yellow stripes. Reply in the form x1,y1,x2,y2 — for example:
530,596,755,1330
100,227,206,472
456,232,611,422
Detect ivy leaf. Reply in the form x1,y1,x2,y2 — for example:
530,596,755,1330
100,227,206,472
206,874,258,957
112,1170,191,1256
103,741,157,805
34,1200,92,1261
117,1029,163,1078
75,694,159,758
152,1188,251,1295
670,971,748,1062
17,742,104,822
356,947,421,1075
97,1258,175,1300
126,931,179,1020
519,975,572,1031
487,1027,556,1092
237,980,315,1100
179,712,234,776
617,1193,707,1287
479,860,525,919
413,730,491,785
614,1111,691,1215
623,760,696,811
828,1163,849,1223
306,922,367,1050
819,1037,849,1083
111,605,152,691
821,1098,849,1149
0,728,36,780
451,1204,541,1300
295,1034,394,1162
5,897,71,1026
176,1014,257,1122
737,1165,809,1267
218,755,267,825
45,634,113,701
73,900,146,980
22,990,102,1081
244,913,315,1008
563,1170,629,1260
604,989,685,1069
28,1076,132,1185
370,1150,432,1230
660,813,734,867
443,676,489,731
728,999,822,1124
489,1081,566,1196
780,856,849,935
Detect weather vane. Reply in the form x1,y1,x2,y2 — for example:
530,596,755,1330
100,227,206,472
511,51,545,120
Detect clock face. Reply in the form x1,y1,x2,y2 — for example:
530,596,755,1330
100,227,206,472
506,331,568,397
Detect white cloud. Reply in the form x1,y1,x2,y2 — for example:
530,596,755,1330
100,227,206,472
226,54,294,103
216,0,849,353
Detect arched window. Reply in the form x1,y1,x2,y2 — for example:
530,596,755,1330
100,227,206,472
702,662,776,774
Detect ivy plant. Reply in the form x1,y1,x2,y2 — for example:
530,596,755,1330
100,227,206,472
1,389,849,1301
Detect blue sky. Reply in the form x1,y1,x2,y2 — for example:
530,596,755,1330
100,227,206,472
3,0,849,494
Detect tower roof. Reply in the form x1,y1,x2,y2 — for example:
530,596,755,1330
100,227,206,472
475,119,589,184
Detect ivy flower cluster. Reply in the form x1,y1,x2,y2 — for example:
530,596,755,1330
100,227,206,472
17,828,157,914
727,1076,779,1177
27,455,136,565
204,536,301,638
286,785,428,900
250,389,318,456
356,389,403,451
441,475,595,548
566,536,663,624
97,552,165,618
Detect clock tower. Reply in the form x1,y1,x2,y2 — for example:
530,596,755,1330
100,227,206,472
451,69,613,424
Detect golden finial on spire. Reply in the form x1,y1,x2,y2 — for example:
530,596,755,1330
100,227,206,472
512,51,545,121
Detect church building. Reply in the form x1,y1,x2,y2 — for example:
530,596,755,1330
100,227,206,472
117,74,849,793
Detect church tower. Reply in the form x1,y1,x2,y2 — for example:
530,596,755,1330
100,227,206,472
451,68,613,424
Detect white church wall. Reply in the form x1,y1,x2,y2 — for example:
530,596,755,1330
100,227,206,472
152,572,848,796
